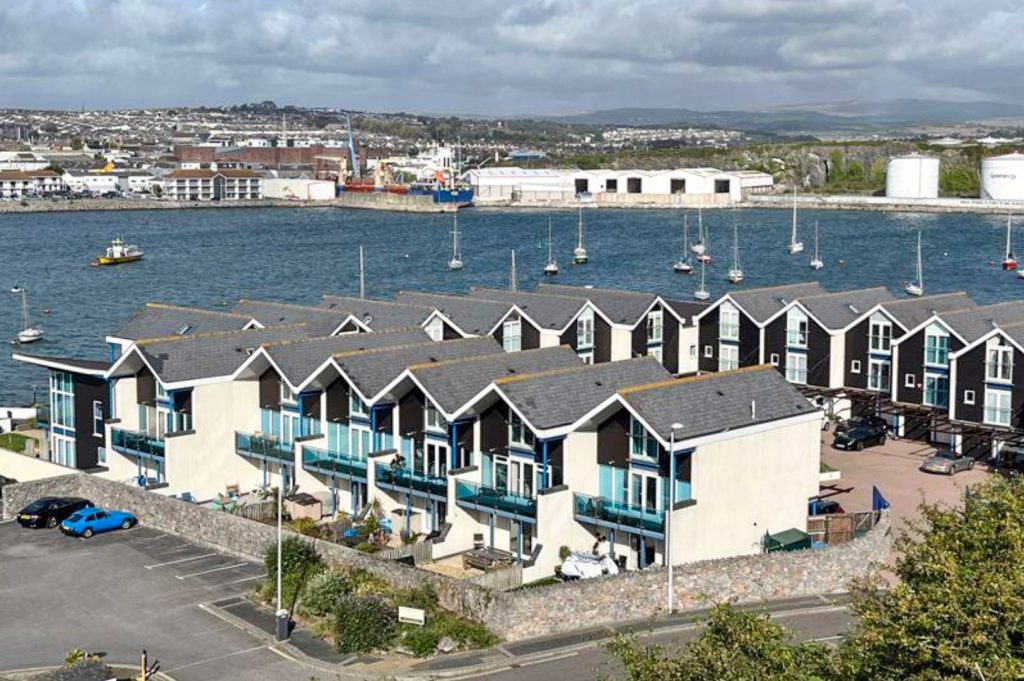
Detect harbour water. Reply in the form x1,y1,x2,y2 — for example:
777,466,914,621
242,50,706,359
1,206,1021,404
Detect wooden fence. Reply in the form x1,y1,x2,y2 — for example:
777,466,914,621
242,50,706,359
230,499,276,522
807,511,879,545
376,540,434,566
470,562,523,591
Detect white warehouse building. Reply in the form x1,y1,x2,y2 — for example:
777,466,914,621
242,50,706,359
886,155,939,199
981,153,1024,201
465,167,773,206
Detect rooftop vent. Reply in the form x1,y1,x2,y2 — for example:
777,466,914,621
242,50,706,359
363,314,373,325
777,297,788,305
990,319,999,329
847,304,860,314
750,399,757,420
175,324,193,336
594,380,603,387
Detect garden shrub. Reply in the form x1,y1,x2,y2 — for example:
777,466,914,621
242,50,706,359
402,626,441,657
301,569,351,617
263,536,323,579
332,594,396,654
291,517,321,538
347,568,391,597
432,613,500,649
355,541,378,554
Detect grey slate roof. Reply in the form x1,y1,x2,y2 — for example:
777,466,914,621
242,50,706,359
112,303,251,340
138,326,309,384
411,346,581,414
319,295,434,331
798,287,895,330
264,328,430,387
622,365,818,441
496,357,671,430
664,299,708,327
12,354,111,374
728,282,827,323
535,284,657,326
334,337,503,400
393,291,512,335
879,292,974,331
232,300,350,336
939,302,1024,342
466,288,588,330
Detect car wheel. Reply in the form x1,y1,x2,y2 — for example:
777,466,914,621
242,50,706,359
855,441,864,452
47,517,57,529
121,518,133,530
968,460,975,471
82,528,93,538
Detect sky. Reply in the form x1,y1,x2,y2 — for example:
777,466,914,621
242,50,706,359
1,0,1023,115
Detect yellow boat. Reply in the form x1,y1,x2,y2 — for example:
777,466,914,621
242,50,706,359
92,238,144,267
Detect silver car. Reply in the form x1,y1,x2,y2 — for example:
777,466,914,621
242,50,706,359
920,450,974,475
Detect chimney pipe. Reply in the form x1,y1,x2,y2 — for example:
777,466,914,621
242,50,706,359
750,399,756,420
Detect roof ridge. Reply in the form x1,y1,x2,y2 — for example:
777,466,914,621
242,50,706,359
947,300,1024,316
136,323,307,346
495,356,656,385
882,291,970,307
144,302,250,319
331,336,485,360
536,284,654,299
798,286,890,301
237,299,351,316
733,282,825,295
409,345,570,372
618,364,773,396
321,294,433,311
469,287,588,303
260,326,423,350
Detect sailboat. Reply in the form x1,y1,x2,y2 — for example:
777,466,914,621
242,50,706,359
694,258,710,301
447,212,463,271
543,218,559,276
727,222,743,284
809,220,824,270
1003,214,1018,270
906,231,924,297
673,213,693,273
789,187,804,254
11,286,43,344
573,208,588,264
691,205,706,255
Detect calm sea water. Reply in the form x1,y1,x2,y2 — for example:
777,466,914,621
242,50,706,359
0,206,1020,404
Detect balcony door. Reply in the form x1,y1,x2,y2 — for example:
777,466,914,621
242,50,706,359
424,441,448,478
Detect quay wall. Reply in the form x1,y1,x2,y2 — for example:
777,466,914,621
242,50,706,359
2,474,891,642
745,193,1024,215
0,195,449,215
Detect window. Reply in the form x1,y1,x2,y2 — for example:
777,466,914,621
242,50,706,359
576,308,594,349
786,352,807,384
50,371,74,429
719,303,740,341
156,383,168,399
850,360,861,374
646,310,663,344
97,447,106,465
425,403,446,432
718,344,739,371
349,393,369,418
964,390,976,405
770,353,780,366
92,401,103,437
703,345,713,358
509,412,535,449
605,178,618,193
630,417,659,462
647,345,663,363
986,346,1013,382
904,373,916,388
924,374,949,408
924,325,950,366
868,359,891,392
502,317,522,352
984,389,1012,426
424,316,445,342
786,308,808,348
280,383,297,406
689,345,697,359
869,314,893,353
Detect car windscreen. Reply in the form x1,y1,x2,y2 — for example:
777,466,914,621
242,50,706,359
67,513,82,523
23,500,49,513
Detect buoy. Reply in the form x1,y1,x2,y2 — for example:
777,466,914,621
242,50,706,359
43,308,51,315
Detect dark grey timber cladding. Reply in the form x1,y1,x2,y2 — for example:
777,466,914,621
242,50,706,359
844,318,870,389
522,319,541,350
597,408,629,469
559,324,578,351
739,314,760,366
955,344,986,422
663,314,680,374
764,315,787,377
325,378,349,422
258,368,280,410
73,374,106,469
479,401,508,453
807,318,830,387
895,331,924,404
698,308,719,372
399,388,425,439
594,316,612,364
631,324,646,359
136,367,156,404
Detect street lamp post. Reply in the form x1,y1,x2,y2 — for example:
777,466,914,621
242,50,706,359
667,422,683,614
275,478,288,641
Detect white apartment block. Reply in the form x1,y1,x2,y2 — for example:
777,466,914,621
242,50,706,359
162,169,263,200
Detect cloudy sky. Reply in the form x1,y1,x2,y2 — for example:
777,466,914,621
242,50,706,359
1,0,1022,114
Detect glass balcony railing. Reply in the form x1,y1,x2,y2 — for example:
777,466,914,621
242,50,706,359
111,427,165,460
374,462,447,499
455,480,537,518
234,431,294,464
302,445,367,480
573,492,665,534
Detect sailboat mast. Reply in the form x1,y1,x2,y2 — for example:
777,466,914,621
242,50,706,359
577,208,584,249
815,220,820,259
1007,214,1013,258
683,213,688,252
548,218,553,261
698,206,704,245
733,223,739,269
510,250,518,292
917,232,923,286
358,246,365,299
791,187,798,245
21,290,29,330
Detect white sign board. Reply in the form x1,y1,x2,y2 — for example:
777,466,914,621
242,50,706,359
398,606,426,626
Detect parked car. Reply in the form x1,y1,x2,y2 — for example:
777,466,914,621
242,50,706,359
60,506,137,538
808,498,845,515
920,450,975,476
832,419,888,450
16,497,93,529
834,415,888,435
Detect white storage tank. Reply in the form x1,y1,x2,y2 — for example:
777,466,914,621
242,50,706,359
886,155,939,199
981,153,1024,200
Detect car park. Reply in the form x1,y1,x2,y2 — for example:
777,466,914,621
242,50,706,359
60,506,137,538
920,450,975,476
832,421,888,451
16,497,93,529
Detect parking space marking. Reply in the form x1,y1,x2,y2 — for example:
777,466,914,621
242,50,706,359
161,645,268,674
145,553,218,569
0,519,16,524
218,574,265,586
176,562,249,580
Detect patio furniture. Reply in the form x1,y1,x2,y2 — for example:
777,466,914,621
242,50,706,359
462,547,514,572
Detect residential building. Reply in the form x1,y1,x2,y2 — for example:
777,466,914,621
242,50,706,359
161,169,262,201
0,170,63,197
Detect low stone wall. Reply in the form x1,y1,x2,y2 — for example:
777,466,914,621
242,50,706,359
2,474,891,642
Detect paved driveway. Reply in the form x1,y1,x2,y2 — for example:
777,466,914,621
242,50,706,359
0,521,318,680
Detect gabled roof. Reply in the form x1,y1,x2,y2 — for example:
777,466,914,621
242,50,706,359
333,337,503,402
394,291,513,336
232,299,351,336
715,282,827,324
950,320,1024,361
535,284,657,326
939,302,1024,343
876,292,974,332
319,295,434,331
409,346,581,416
112,303,252,341
495,357,670,431
795,287,895,330
663,299,709,327
466,288,593,331
12,353,110,377
619,365,818,443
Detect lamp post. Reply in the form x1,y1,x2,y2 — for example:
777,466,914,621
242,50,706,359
275,479,287,641
667,422,684,614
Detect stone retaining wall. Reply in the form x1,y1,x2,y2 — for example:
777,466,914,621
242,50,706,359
2,474,891,642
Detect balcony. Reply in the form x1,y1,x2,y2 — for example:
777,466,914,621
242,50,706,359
301,445,367,481
455,480,536,521
111,427,165,462
374,462,447,500
234,431,294,465
573,492,665,537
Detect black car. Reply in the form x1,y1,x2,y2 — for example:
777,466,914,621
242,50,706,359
16,497,93,529
834,415,888,435
832,422,887,451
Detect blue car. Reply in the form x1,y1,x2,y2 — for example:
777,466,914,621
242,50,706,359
60,506,137,538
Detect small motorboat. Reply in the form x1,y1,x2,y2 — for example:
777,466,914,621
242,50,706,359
92,237,144,266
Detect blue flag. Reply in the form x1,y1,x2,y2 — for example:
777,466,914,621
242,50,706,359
872,485,890,511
